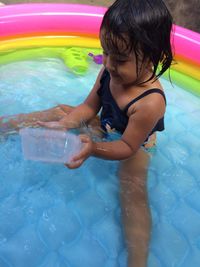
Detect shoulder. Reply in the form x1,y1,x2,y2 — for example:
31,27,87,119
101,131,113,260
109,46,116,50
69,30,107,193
96,67,106,83
94,67,110,88
96,68,110,96
128,88,166,120
90,67,106,93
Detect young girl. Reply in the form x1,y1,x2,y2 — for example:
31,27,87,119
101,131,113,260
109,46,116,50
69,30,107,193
0,0,173,266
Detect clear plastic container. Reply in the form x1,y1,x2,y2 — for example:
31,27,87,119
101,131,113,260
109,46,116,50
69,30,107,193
19,128,82,164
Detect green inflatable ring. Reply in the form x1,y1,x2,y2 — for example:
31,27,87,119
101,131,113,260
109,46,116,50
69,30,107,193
0,47,102,76
163,69,200,97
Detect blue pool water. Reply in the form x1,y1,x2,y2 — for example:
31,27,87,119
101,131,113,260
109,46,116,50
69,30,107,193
0,58,200,267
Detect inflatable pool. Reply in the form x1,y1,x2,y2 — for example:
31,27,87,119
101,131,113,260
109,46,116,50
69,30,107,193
0,3,199,94
0,4,200,267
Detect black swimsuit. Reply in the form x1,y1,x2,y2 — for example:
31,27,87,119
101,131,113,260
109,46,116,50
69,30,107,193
97,69,166,138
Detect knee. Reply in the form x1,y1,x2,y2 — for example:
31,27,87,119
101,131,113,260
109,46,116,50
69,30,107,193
119,169,149,206
56,104,66,112
57,104,66,109
119,168,146,191
57,104,74,115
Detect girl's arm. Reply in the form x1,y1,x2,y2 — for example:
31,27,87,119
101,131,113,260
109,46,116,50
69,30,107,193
67,92,166,168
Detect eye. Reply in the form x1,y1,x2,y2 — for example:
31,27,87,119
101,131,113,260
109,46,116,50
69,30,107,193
116,59,127,64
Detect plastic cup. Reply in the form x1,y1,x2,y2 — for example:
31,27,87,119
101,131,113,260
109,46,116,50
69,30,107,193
19,128,82,164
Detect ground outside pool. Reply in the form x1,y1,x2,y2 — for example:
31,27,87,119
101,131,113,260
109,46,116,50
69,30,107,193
0,3,200,267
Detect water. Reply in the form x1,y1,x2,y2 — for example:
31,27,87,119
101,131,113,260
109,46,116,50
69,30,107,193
0,58,200,267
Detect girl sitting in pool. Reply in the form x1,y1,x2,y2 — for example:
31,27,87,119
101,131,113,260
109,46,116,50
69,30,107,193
0,0,173,266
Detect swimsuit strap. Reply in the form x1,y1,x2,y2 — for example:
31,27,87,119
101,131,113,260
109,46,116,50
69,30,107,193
124,88,166,113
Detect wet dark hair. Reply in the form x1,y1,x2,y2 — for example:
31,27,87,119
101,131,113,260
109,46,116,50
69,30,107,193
100,0,173,82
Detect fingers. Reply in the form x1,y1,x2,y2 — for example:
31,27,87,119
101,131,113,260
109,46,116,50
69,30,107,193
36,121,55,128
64,134,93,169
79,134,91,142
36,121,66,129
72,134,92,162
65,160,83,169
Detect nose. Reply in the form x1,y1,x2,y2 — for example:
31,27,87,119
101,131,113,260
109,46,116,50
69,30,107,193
103,54,115,72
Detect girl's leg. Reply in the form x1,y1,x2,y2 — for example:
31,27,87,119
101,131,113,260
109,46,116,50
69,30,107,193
0,104,74,134
119,148,151,267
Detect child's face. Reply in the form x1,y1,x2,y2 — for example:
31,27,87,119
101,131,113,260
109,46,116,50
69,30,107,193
100,33,149,86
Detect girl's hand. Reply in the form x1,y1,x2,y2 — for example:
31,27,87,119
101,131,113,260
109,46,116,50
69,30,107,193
65,134,94,169
36,120,67,130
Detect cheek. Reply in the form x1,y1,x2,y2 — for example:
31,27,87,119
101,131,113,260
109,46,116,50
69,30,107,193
118,63,137,79
102,55,106,66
